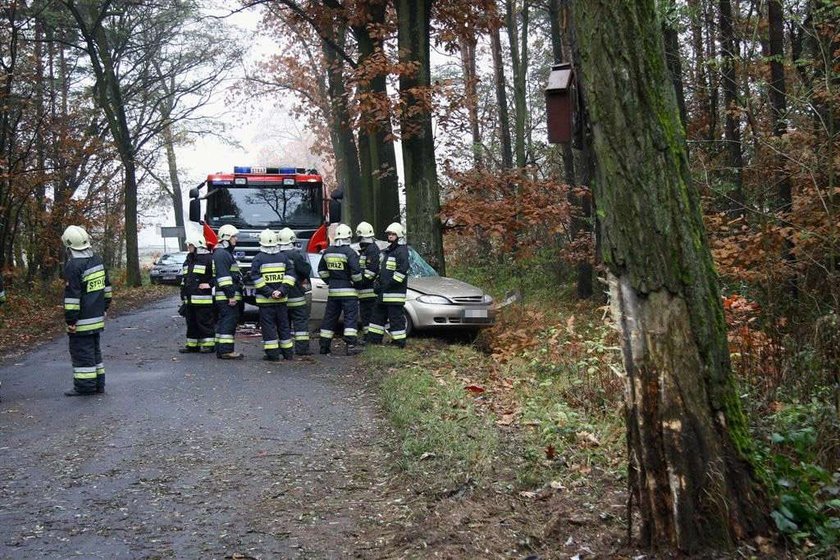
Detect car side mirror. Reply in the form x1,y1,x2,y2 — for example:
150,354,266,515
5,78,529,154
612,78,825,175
189,198,201,223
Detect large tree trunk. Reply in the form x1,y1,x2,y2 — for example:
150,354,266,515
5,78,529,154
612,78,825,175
569,0,770,551
352,1,400,234
490,23,513,169
767,0,790,210
460,35,483,169
322,29,363,227
396,0,444,273
719,0,744,216
662,2,687,129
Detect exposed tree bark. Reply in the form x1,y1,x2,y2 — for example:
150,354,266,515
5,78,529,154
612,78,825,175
719,0,744,216
768,0,790,210
490,23,513,169
569,0,770,551
395,0,445,273
161,121,185,250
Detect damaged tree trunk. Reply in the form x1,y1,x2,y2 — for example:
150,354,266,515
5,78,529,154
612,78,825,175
569,0,770,552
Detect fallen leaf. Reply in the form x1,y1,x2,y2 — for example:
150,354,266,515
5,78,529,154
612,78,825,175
464,384,485,394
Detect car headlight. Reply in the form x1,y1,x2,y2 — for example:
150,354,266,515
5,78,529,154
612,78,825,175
482,294,493,304
416,294,452,305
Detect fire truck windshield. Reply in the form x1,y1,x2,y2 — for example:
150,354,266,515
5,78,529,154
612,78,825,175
206,184,323,229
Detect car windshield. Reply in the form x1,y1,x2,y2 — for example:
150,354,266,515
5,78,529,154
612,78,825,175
408,248,439,278
309,247,438,278
207,184,323,229
157,253,187,265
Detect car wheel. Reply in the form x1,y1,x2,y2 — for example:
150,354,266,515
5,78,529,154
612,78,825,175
403,309,413,337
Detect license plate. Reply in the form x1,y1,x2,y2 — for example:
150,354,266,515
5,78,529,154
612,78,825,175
163,275,176,281
463,309,488,319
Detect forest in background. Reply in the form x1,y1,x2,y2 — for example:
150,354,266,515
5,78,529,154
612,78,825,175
0,0,838,552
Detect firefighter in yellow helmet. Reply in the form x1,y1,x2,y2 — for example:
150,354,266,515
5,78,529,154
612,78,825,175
213,224,244,359
366,222,409,348
179,235,215,353
61,225,112,396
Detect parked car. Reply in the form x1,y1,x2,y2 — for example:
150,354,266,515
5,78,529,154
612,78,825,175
307,244,495,336
149,252,189,285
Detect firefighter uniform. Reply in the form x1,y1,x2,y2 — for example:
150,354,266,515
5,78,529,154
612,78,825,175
367,236,409,348
283,246,313,355
318,225,363,354
213,242,243,357
180,247,215,352
251,247,296,361
357,240,381,337
64,250,112,395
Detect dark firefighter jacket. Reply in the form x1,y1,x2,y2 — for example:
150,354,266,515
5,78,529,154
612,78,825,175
213,245,242,302
181,251,214,307
64,255,112,333
317,245,362,298
378,243,409,305
250,251,296,305
357,242,381,299
282,249,312,308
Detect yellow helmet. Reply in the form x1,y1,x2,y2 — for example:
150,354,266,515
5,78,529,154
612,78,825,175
61,225,91,250
259,228,277,247
217,224,239,242
355,221,375,239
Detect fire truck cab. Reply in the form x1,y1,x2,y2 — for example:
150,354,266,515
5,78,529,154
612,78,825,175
188,166,340,303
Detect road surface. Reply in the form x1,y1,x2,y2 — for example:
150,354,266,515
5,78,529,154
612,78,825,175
0,296,390,559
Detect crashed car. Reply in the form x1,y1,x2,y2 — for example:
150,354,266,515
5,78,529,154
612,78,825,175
149,252,188,285
307,245,495,335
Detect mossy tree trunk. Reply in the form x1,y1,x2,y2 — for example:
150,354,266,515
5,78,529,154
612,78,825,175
569,0,770,552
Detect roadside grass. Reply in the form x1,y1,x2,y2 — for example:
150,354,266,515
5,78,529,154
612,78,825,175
0,270,176,358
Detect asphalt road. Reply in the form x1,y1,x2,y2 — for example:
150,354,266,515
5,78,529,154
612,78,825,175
0,296,387,559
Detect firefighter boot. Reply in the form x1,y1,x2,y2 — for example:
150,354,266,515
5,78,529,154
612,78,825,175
345,337,363,356
319,338,331,355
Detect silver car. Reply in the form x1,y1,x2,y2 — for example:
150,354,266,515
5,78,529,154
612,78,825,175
307,246,495,335
149,251,189,285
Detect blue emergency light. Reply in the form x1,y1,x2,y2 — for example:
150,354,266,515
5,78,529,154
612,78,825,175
233,166,301,175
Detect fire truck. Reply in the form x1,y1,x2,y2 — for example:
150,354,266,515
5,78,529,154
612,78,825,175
188,166,341,302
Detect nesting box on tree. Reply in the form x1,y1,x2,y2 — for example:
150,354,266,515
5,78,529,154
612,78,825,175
545,63,574,144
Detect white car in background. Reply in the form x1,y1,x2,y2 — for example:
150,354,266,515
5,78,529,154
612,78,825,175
307,245,495,336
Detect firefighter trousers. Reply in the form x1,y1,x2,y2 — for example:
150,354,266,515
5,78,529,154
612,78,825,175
288,302,311,354
320,296,359,349
185,304,215,350
259,304,293,359
215,301,240,355
69,333,104,394
367,303,407,348
358,297,376,337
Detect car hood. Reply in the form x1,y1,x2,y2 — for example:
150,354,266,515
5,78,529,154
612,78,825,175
408,276,484,297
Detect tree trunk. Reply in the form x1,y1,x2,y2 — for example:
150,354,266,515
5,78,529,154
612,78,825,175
506,0,527,167
396,0,444,273
569,0,770,551
719,0,744,215
490,23,513,169
662,3,687,129
162,121,186,250
321,28,363,227
460,35,483,169
768,0,790,210
352,3,400,234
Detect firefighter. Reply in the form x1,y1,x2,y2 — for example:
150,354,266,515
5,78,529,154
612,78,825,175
278,227,313,356
61,225,112,396
318,223,363,355
366,222,409,349
250,229,296,361
355,221,380,340
213,224,244,360
179,235,215,354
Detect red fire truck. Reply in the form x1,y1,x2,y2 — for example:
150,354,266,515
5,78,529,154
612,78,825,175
188,166,340,300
